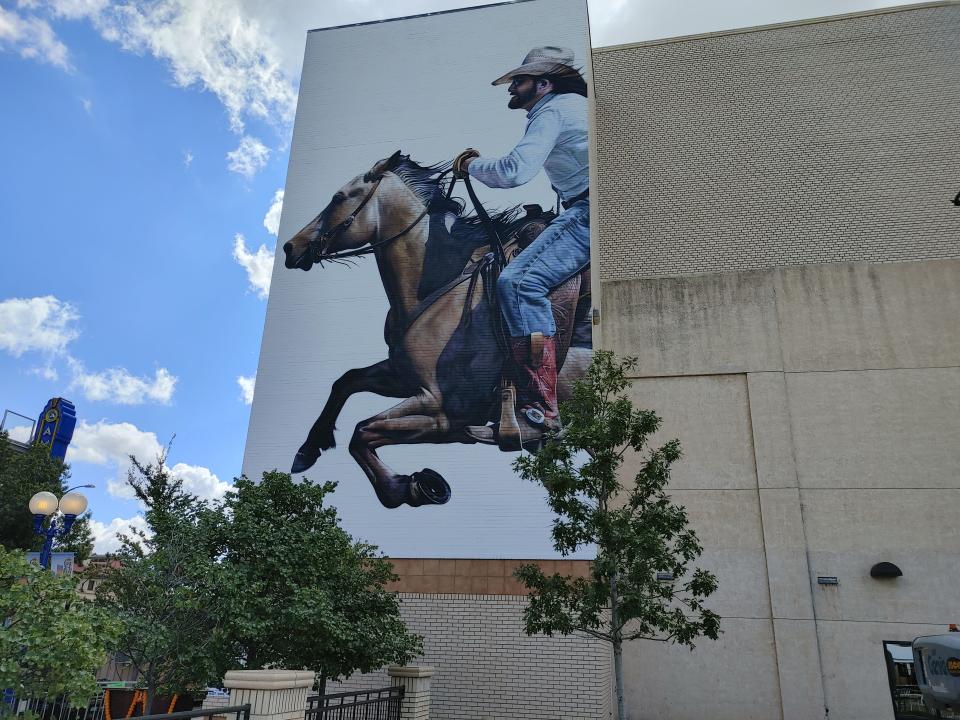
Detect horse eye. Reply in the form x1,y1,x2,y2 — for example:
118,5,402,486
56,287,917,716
332,191,346,204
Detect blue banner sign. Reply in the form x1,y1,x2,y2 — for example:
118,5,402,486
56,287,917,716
31,398,76,460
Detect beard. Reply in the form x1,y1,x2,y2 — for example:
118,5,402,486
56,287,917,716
508,85,537,109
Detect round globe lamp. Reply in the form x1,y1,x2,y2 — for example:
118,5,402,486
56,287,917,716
59,491,88,517
29,491,59,516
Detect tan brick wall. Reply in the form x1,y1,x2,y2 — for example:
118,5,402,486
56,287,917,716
329,593,612,720
591,3,960,282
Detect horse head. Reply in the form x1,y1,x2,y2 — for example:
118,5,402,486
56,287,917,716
283,150,407,271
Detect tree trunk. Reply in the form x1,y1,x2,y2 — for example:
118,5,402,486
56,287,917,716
613,638,626,720
146,668,157,718
610,573,627,720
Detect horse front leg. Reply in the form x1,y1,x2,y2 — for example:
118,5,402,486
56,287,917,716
348,393,453,508
291,359,406,473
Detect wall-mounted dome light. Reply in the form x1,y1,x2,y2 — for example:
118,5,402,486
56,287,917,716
870,562,903,579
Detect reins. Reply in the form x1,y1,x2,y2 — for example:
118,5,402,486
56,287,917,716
452,174,508,269
299,162,515,353
304,165,509,273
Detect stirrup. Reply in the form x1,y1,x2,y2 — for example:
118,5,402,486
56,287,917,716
497,384,522,452
497,383,552,452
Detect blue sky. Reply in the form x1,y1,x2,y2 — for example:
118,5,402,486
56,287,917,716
0,0,899,551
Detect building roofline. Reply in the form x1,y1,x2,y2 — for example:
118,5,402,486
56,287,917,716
307,0,536,34
593,0,959,54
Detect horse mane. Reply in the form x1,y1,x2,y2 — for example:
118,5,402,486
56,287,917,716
390,157,453,209
390,155,523,238
450,207,525,245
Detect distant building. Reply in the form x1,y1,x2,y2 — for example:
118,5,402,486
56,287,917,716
75,554,121,602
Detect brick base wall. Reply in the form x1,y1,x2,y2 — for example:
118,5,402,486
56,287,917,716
329,593,612,720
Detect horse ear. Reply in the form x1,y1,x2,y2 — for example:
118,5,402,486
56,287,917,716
365,150,404,181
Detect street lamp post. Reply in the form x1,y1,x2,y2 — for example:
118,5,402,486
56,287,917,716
28,485,93,570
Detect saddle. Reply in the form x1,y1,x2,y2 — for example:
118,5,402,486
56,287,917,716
481,205,588,371
391,204,589,352
379,200,589,449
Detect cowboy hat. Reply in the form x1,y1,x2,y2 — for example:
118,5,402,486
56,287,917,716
491,46,581,86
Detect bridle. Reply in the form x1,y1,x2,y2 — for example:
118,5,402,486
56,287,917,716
293,166,508,274
298,171,443,266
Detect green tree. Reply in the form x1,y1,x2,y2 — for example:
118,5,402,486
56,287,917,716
95,456,222,710
205,472,422,689
0,432,94,563
512,351,721,720
0,546,120,709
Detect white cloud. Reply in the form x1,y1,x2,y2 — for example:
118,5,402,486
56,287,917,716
226,135,269,178
237,374,255,405
232,233,273,299
44,0,297,133
30,365,59,381
263,188,284,236
68,419,164,467
89,514,150,554
67,419,231,503
80,97,92,114
68,359,177,405
183,150,193,167
168,462,232,502
47,0,110,22
0,295,80,356
0,5,70,69
6,425,33,443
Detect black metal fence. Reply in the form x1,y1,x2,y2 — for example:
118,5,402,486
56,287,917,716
1,688,106,720
132,705,250,720
0,692,249,720
305,688,403,720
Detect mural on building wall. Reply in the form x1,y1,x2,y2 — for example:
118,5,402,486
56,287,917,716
244,0,592,557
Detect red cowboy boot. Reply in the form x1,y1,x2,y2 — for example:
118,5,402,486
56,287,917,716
498,332,560,451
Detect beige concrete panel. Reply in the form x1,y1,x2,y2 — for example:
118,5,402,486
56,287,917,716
770,619,827,720
808,550,960,625
624,375,759,490
816,620,949,720
686,549,772,619
601,271,783,376
759,489,815,620
747,373,799,489
787,368,960,489
775,260,960,372
623,617,782,720
665,490,771,617
800,489,960,553
669,489,765,551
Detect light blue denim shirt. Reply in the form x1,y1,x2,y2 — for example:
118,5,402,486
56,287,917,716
468,92,589,201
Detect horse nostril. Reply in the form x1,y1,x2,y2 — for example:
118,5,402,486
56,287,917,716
282,241,292,255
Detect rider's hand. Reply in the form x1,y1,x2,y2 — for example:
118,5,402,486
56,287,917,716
453,148,479,178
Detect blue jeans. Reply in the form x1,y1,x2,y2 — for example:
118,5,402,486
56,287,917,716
497,199,590,337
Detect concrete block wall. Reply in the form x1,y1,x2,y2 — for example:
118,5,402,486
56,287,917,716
599,259,960,720
329,593,612,720
590,10,960,713
590,2,960,283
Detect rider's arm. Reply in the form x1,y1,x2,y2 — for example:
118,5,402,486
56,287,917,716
467,107,562,189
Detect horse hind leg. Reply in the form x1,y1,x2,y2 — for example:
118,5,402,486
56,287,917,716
348,396,454,509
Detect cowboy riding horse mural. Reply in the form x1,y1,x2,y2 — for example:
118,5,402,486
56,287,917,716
282,47,593,509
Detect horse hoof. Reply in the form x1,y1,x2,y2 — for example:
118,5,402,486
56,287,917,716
291,445,321,473
408,468,451,506
371,469,451,509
